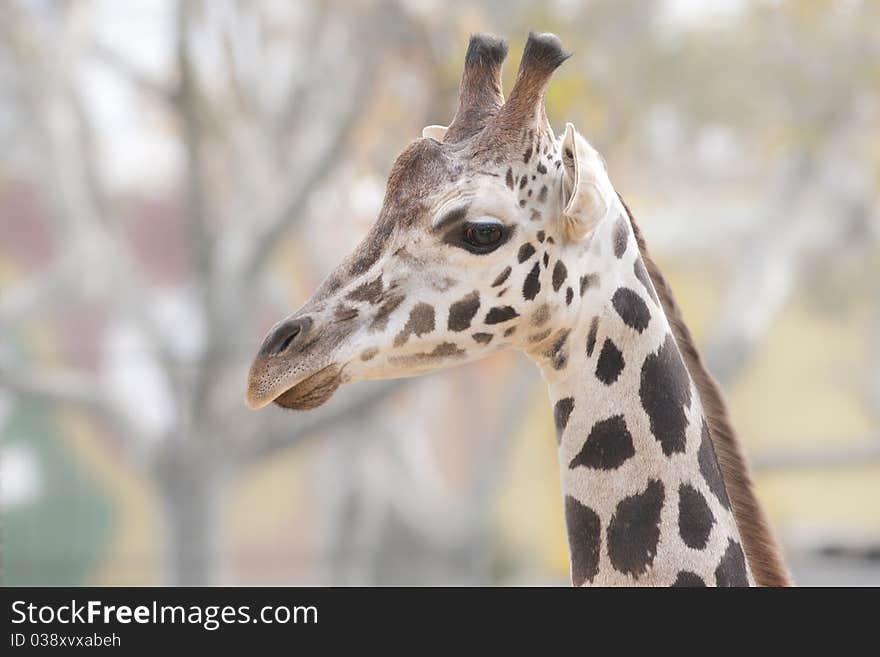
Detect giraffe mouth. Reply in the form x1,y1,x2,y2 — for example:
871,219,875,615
245,362,344,411
272,364,343,410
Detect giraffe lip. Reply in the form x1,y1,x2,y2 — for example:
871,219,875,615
245,361,343,410
244,363,343,411
273,364,343,410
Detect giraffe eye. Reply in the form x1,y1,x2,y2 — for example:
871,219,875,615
460,221,508,253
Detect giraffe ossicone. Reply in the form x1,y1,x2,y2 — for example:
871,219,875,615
246,32,762,586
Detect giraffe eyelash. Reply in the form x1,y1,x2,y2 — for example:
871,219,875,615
442,217,514,255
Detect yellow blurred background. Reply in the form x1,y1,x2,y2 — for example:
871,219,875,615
1,0,878,585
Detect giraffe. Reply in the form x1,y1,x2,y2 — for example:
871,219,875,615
245,32,791,586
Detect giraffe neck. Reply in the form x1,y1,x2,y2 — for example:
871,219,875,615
527,205,753,586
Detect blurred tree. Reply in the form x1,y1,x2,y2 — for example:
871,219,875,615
0,0,449,584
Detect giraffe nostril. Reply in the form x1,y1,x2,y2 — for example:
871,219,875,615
275,326,300,354
261,316,313,357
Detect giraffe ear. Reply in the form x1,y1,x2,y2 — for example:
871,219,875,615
422,125,448,141
560,122,613,242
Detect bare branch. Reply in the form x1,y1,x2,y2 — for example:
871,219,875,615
176,0,213,281
242,59,377,281
89,42,174,103
173,0,227,420
237,380,405,463
274,0,331,142
0,256,76,326
67,82,110,226
0,4,178,376
0,360,104,410
0,355,144,446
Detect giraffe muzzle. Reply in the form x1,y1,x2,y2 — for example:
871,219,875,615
245,314,346,410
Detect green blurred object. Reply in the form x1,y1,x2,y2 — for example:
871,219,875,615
2,403,114,585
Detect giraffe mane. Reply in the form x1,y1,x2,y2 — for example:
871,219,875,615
620,195,794,587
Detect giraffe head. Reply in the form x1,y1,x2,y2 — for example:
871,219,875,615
246,32,615,410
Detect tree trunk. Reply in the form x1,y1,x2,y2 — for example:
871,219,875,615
155,441,222,586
